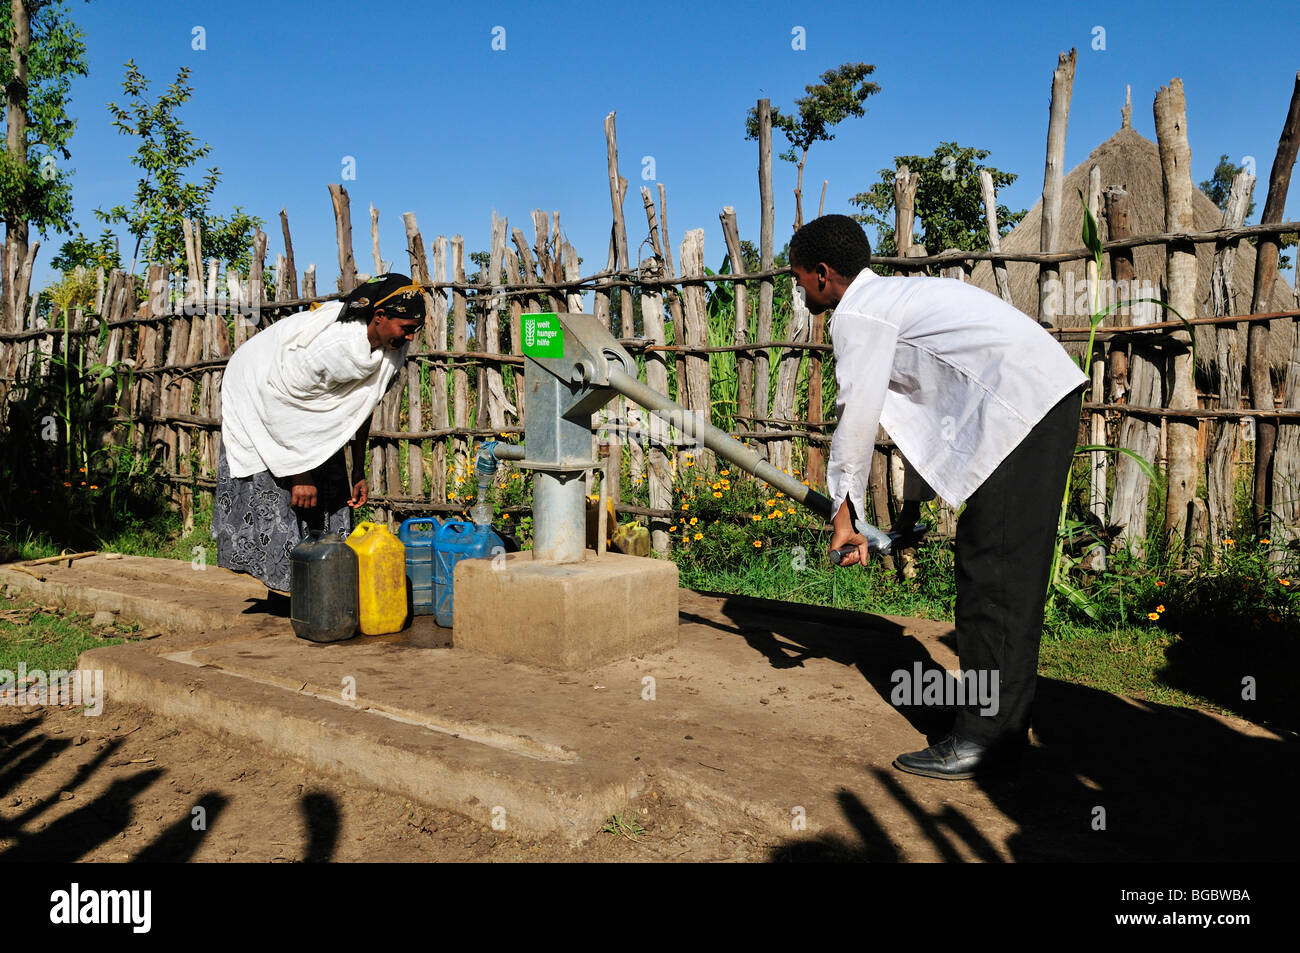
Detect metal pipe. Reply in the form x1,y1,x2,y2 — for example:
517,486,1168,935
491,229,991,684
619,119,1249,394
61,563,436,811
532,469,586,563
605,367,894,552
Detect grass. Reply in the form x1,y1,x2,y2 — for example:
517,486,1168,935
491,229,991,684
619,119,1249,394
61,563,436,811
0,591,138,673
600,811,646,840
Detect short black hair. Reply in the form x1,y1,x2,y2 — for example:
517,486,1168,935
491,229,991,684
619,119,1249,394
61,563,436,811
789,214,871,277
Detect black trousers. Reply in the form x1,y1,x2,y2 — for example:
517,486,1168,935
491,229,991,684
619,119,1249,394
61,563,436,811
951,385,1084,747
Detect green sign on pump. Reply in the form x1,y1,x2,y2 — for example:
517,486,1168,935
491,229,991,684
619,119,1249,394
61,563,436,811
522,312,565,359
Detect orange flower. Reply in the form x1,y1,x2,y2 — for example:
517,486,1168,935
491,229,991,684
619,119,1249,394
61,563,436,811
751,515,762,522
1156,605,1165,613
712,492,722,498
1279,578,1290,587
668,526,677,532
1154,580,1166,587
693,532,703,541
752,540,763,548
720,470,730,477
1147,612,1160,621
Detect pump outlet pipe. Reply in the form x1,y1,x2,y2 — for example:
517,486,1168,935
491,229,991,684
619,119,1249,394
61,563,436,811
603,367,895,556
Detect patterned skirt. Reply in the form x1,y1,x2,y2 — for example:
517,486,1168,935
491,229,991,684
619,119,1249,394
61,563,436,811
212,445,353,593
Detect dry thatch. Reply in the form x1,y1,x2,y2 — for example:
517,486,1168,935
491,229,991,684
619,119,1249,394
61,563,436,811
969,126,1297,378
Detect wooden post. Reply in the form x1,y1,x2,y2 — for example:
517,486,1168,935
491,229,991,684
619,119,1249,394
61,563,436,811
893,166,919,261
719,206,754,429
1207,170,1254,550
303,264,316,299
640,193,673,555
1038,48,1077,325
328,184,358,294
504,245,524,420
451,235,469,483
1109,185,1161,557
1154,78,1200,547
755,99,775,447
480,210,510,431
979,169,1014,304
770,266,811,475
1103,187,1133,404
280,208,299,300
370,203,385,275
604,113,635,338
679,229,712,471
1085,166,1107,534
1250,71,1300,529
403,212,429,500
429,236,449,504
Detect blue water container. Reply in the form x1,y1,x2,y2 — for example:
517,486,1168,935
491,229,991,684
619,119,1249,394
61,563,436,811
434,520,504,628
398,517,440,616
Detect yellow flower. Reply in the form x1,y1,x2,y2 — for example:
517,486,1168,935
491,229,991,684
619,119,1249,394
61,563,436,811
668,525,677,532
765,499,775,507
1261,538,1271,544
1156,605,1165,613
681,503,689,511
751,514,762,522
771,511,782,519
1147,612,1160,621
787,507,795,515
1154,580,1165,587
89,485,98,490
686,461,695,467
502,513,510,520
720,470,730,476
693,532,703,540
753,540,763,548
689,517,697,526
1224,538,1235,546
712,492,722,498
1279,578,1291,587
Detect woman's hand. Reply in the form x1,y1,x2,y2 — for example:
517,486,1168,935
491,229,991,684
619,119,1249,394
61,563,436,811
348,478,368,508
289,474,317,510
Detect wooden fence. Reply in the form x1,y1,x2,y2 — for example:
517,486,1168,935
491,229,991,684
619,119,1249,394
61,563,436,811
2,73,1299,564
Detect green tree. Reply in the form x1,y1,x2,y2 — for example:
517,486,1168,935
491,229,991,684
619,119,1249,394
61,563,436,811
50,226,119,272
745,62,880,229
1199,152,1293,269
0,0,89,324
94,60,261,277
849,142,1025,258
1200,154,1257,218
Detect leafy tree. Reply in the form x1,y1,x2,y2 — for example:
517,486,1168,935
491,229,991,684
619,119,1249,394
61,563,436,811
1200,154,1256,218
94,60,261,277
0,0,89,322
849,142,1025,259
745,62,880,229
50,226,119,272
1199,152,1293,269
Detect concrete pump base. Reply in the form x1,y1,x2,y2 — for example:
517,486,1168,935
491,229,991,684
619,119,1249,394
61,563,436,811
452,550,678,670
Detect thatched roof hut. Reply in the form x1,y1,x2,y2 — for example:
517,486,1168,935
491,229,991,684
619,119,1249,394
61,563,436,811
970,125,1297,378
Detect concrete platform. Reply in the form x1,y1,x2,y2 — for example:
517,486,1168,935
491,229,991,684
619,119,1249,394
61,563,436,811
2,554,1291,858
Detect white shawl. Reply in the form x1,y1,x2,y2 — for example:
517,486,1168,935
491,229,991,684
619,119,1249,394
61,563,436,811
220,301,405,479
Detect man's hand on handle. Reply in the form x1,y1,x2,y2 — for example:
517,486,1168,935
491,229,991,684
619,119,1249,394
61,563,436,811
828,499,871,568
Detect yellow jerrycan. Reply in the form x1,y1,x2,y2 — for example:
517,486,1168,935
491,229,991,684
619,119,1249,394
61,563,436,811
346,522,407,635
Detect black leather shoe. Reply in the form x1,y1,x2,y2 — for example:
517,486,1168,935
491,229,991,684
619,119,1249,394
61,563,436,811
893,733,1020,780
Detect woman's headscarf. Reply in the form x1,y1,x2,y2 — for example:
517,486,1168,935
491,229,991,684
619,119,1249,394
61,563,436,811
337,273,427,324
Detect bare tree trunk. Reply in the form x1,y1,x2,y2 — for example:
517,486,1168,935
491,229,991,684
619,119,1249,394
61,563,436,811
1154,78,1200,547
639,197,672,555
4,0,31,330
328,184,358,294
1250,71,1300,530
1038,48,1077,325
1206,171,1253,550
893,166,919,261
1084,166,1107,540
754,99,774,443
679,229,712,471
604,113,635,338
979,169,1013,304
719,206,753,428
280,207,298,300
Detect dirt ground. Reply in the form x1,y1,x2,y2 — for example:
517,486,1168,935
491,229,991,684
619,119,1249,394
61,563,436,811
0,701,796,863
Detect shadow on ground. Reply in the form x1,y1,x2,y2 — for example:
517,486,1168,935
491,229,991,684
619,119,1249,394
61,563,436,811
0,715,341,863
704,593,1299,862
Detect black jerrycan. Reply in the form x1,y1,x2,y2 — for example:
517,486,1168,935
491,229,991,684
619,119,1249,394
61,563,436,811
289,530,359,643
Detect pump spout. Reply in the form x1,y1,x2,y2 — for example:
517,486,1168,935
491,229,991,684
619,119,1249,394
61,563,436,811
471,441,527,527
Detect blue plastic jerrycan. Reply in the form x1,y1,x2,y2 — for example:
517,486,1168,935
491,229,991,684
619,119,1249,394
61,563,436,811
398,517,440,616
434,520,504,628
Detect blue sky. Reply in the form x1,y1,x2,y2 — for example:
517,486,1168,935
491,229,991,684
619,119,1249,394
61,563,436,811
31,0,1300,292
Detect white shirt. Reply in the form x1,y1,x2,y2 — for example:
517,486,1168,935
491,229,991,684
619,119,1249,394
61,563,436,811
826,269,1087,517
221,301,405,479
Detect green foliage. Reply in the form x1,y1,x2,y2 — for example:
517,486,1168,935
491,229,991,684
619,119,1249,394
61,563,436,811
1200,154,1256,218
0,0,89,237
850,142,1024,257
745,62,880,162
51,228,122,272
94,60,262,274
